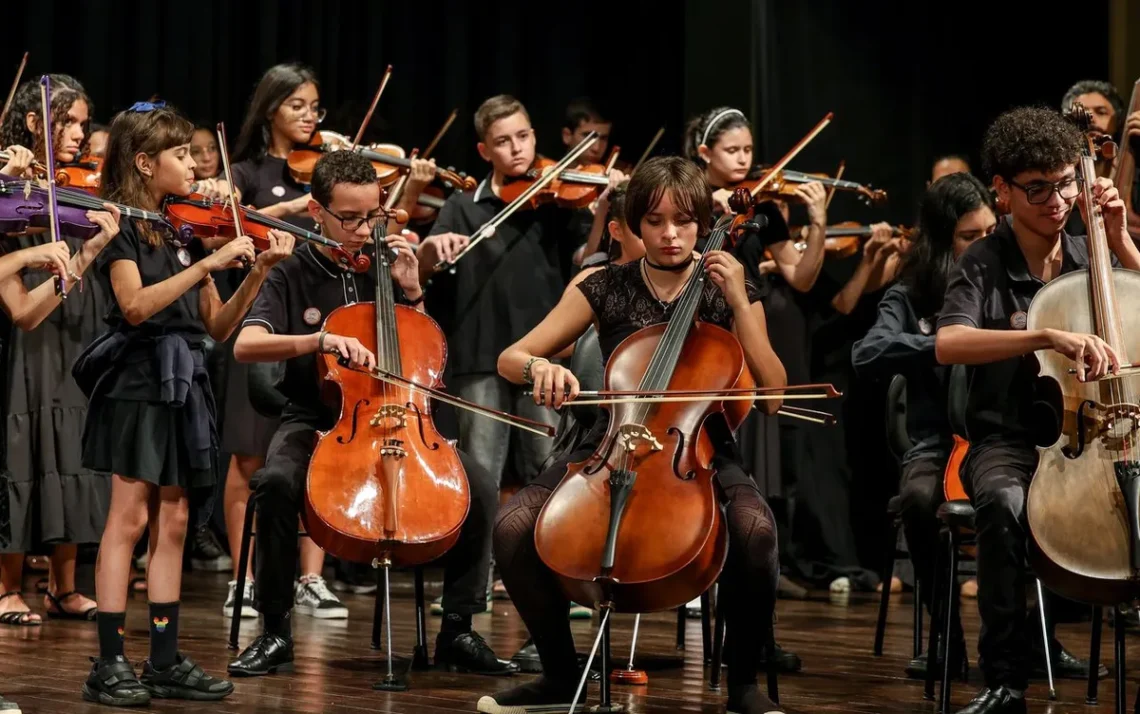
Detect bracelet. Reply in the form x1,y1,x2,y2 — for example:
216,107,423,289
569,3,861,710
318,331,329,353
522,356,549,384
405,292,425,306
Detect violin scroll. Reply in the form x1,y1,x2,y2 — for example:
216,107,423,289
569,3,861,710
1067,101,1118,161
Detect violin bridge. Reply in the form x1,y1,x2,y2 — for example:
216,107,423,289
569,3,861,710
370,404,408,429
616,423,663,453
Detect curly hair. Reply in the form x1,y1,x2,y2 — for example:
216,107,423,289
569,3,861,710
0,74,90,164
311,150,381,207
900,172,995,316
980,107,1084,182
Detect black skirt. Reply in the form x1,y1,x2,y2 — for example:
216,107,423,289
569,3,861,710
83,397,214,490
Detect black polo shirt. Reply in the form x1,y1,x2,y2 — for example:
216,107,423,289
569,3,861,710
242,242,410,418
852,282,951,464
232,155,316,232
936,216,1115,446
427,174,581,377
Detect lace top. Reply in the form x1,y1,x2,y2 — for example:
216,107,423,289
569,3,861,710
575,259,765,364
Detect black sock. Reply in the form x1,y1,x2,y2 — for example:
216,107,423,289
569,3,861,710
148,601,180,670
97,611,126,660
264,611,291,639
441,612,472,637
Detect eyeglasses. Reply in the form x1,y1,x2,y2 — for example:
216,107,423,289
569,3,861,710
283,101,327,123
1007,175,1082,204
322,205,386,232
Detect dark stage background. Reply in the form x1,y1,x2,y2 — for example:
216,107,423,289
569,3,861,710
2,0,1112,226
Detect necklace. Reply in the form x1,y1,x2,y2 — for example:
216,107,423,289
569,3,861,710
641,258,689,308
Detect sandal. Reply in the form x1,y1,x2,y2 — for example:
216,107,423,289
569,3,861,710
81,656,151,707
0,591,41,627
141,654,234,701
45,590,97,621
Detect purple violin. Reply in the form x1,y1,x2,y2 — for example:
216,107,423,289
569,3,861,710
0,177,172,238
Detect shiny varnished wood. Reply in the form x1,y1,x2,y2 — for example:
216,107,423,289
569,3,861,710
0,567,1124,713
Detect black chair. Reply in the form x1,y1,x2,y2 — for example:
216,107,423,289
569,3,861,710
873,375,925,659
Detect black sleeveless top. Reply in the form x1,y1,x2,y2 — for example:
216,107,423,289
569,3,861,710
575,259,765,363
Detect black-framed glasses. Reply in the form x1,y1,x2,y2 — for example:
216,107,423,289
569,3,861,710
283,101,327,123
1007,175,1083,204
321,205,386,232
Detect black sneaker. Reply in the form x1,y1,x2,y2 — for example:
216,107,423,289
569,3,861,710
140,654,234,701
190,526,232,572
0,693,19,713
81,656,151,707
475,676,576,713
758,642,802,673
954,686,1027,714
435,630,519,676
1031,643,1108,680
228,633,295,677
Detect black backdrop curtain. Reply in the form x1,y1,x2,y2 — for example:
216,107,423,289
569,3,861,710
3,0,687,175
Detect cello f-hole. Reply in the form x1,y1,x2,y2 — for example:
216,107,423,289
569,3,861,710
1062,400,1095,459
405,401,440,450
667,427,696,481
337,398,371,445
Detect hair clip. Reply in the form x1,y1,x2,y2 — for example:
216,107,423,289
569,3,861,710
128,101,166,113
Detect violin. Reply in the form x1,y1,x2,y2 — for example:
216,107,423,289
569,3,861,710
55,153,102,194
287,130,476,193
735,168,887,206
770,221,914,260
498,156,613,209
0,178,168,239
1024,103,1140,606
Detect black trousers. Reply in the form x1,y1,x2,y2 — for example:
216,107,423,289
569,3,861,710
898,456,963,640
494,479,779,687
250,412,497,618
960,442,1059,690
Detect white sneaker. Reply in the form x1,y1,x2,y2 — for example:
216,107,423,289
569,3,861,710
224,579,258,618
294,575,349,619
685,596,702,617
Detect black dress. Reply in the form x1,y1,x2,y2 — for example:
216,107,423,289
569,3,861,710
220,156,314,457
0,235,110,552
76,221,217,489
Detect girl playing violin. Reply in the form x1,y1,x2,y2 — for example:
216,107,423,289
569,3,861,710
76,102,294,706
852,172,997,679
0,74,114,627
484,156,789,714
225,63,358,613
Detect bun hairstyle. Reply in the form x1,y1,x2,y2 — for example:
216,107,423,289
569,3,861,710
683,107,750,165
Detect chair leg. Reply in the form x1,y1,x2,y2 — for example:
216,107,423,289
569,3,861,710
709,586,726,690
701,588,713,665
371,565,384,650
1117,605,1128,714
766,617,779,705
228,492,257,650
924,529,946,702
939,532,960,714
913,578,923,660
1088,606,1103,705
675,605,686,650
412,566,430,670
874,520,900,656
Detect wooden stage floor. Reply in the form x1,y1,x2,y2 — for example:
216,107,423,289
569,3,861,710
0,569,1127,713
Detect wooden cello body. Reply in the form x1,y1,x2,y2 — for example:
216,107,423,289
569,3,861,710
304,247,470,567
1026,104,1140,605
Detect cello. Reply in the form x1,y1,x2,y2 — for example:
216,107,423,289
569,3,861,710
1025,103,1140,607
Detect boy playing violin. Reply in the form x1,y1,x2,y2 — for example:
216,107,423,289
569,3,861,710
229,150,516,679
935,106,1139,714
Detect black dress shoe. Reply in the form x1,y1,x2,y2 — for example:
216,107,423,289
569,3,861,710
758,642,802,673
435,630,519,676
510,638,542,673
905,648,969,680
228,633,294,677
954,687,1027,714
1032,644,1108,680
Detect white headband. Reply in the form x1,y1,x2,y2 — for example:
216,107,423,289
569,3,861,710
700,109,746,147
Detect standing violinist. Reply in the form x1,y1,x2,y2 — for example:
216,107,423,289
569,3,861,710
484,156,787,714
0,74,109,627
222,63,360,617
76,102,294,706
416,94,621,504
228,149,517,679
935,107,1134,714
852,172,997,679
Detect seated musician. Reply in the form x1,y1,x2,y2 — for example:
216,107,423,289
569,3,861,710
484,156,788,714
935,107,1139,714
228,150,516,678
852,172,997,679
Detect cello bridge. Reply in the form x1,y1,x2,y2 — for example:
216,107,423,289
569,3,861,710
615,423,663,454
370,404,407,429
